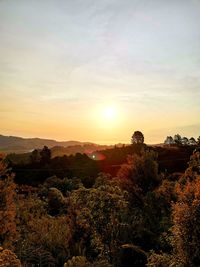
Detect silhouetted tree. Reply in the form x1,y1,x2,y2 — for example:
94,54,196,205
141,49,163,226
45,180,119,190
30,149,40,164
40,146,51,164
131,131,144,144
197,136,200,146
189,137,197,145
174,134,182,145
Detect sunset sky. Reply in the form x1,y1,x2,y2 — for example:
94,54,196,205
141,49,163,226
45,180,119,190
1,0,200,144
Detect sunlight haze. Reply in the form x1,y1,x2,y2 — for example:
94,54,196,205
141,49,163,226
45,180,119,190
1,0,200,144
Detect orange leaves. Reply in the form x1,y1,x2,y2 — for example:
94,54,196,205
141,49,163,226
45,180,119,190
0,160,18,249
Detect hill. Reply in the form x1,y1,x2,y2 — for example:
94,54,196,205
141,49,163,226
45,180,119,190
6,143,113,165
8,143,198,186
0,134,97,153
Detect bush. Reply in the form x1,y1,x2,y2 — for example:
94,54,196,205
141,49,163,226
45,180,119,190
146,251,178,267
0,247,21,267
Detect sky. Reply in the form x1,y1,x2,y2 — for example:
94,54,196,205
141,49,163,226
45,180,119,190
0,0,200,144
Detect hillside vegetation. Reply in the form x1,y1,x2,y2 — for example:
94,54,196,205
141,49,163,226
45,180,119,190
0,139,200,267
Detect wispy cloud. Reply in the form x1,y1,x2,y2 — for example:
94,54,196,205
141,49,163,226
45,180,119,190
0,0,200,142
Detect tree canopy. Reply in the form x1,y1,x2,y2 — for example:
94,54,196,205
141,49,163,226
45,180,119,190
131,131,144,144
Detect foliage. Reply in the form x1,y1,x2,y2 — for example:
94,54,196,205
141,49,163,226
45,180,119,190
146,251,178,267
174,134,182,145
172,177,200,266
40,146,51,164
16,202,71,266
0,160,18,249
2,143,200,266
68,174,129,262
16,193,47,227
172,151,200,266
181,150,200,183
117,150,159,194
0,246,21,267
64,256,112,267
197,136,200,146
64,256,88,267
19,247,55,267
144,179,176,235
30,149,41,164
42,175,83,195
131,131,144,144
11,144,194,185
47,187,67,215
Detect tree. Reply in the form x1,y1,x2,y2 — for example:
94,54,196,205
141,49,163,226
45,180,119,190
189,137,197,145
68,174,128,262
197,136,200,146
64,256,112,267
117,150,159,194
164,136,174,145
47,187,67,215
182,137,189,145
0,159,18,249
146,251,174,267
174,134,182,145
131,131,144,144
30,149,40,164
172,151,200,266
172,178,200,267
0,247,22,267
40,146,51,164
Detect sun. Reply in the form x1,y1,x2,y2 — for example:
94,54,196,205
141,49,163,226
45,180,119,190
103,106,116,120
93,104,120,129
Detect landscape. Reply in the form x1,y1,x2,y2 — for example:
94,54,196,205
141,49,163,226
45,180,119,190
0,132,200,266
1,1,200,267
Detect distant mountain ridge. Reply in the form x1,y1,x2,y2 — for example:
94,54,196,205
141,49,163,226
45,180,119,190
0,134,97,153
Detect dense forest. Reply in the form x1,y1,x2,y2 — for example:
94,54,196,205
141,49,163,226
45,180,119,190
0,133,200,266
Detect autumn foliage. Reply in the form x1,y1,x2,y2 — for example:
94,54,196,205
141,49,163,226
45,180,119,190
0,144,200,266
